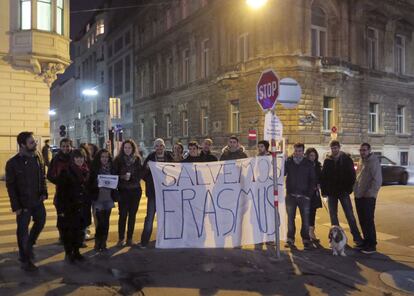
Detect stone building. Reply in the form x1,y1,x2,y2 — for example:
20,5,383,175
132,0,414,166
0,0,70,173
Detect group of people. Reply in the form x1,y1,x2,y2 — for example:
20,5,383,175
5,131,382,272
285,140,382,255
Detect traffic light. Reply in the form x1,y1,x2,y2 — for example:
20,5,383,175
93,120,101,134
59,125,66,137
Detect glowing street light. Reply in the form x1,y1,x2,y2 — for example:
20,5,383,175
246,0,268,9
82,89,98,96
48,109,56,116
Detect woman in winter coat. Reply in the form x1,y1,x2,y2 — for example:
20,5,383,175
113,139,143,247
88,149,118,252
305,147,323,243
172,142,184,162
56,149,89,263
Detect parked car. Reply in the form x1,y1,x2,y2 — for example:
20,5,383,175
352,155,409,185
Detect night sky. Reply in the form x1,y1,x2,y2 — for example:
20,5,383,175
70,0,106,40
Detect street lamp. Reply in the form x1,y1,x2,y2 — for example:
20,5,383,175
82,88,98,96
246,0,268,9
48,109,56,116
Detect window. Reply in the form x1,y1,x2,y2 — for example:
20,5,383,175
166,57,173,89
152,19,158,37
311,6,327,56
181,111,189,137
152,64,158,94
140,119,145,140
87,36,91,49
395,35,405,75
100,71,104,83
323,97,335,131
152,116,157,138
114,37,123,53
125,55,131,93
166,9,172,30
182,0,189,19
397,105,406,134
114,60,123,96
166,114,172,138
400,151,408,166
369,103,379,133
201,107,208,135
201,39,210,78
230,101,240,133
125,103,131,116
125,31,131,45
108,66,113,96
238,33,249,62
140,69,145,97
183,49,190,84
20,0,31,30
37,0,52,31
56,0,64,34
108,44,113,58
96,19,104,35
367,27,378,70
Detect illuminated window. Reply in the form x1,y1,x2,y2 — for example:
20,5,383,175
96,19,104,35
369,103,379,133
20,0,31,30
230,101,240,133
56,0,64,34
37,0,52,31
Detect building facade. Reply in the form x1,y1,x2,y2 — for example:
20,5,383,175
0,0,70,173
132,0,414,166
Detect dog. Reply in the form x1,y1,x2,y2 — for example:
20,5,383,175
328,225,347,256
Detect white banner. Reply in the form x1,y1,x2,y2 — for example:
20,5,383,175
149,156,286,248
98,174,119,189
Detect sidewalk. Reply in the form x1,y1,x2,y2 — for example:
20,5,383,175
0,223,413,296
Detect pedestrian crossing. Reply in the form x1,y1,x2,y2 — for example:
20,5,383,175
0,185,154,252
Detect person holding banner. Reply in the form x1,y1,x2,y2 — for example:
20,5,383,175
305,147,323,243
199,138,218,162
220,136,248,160
56,149,89,263
88,149,119,252
284,143,315,250
113,139,143,247
182,141,202,162
138,138,174,248
172,142,184,162
257,140,271,156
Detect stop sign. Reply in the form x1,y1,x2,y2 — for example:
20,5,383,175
256,69,279,111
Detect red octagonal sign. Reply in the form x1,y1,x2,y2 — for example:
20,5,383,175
256,69,279,111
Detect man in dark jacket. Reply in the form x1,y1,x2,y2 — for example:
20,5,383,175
47,138,73,244
138,138,174,248
321,140,364,247
199,138,218,162
257,140,271,156
41,139,51,168
182,141,202,162
5,131,48,271
284,143,315,250
220,136,248,160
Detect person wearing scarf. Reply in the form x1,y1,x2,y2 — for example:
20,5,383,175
113,139,143,247
56,149,89,263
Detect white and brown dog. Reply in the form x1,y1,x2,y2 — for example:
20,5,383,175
328,225,347,256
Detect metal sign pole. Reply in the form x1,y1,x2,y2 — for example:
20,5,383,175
270,109,281,259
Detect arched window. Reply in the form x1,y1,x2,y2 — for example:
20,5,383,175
311,6,327,56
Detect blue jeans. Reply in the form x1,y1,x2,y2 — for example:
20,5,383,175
16,203,46,262
286,195,311,243
328,195,363,243
140,196,156,246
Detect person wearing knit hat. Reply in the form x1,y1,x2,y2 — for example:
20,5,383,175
137,138,173,248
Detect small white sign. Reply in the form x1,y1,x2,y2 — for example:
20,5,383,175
98,175,119,189
278,78,302,109
264,112,283,141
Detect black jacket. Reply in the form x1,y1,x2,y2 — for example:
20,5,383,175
199,151,218,162
55,165,89,216
284,156,315,198
113,156,143,191
88,165,120,202
320,152,356,196
220,147,248,161
5,151,48,212
143,151,174,198
181,155,203,163
311,161,322,209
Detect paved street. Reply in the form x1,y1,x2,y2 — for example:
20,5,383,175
0,182,413,295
